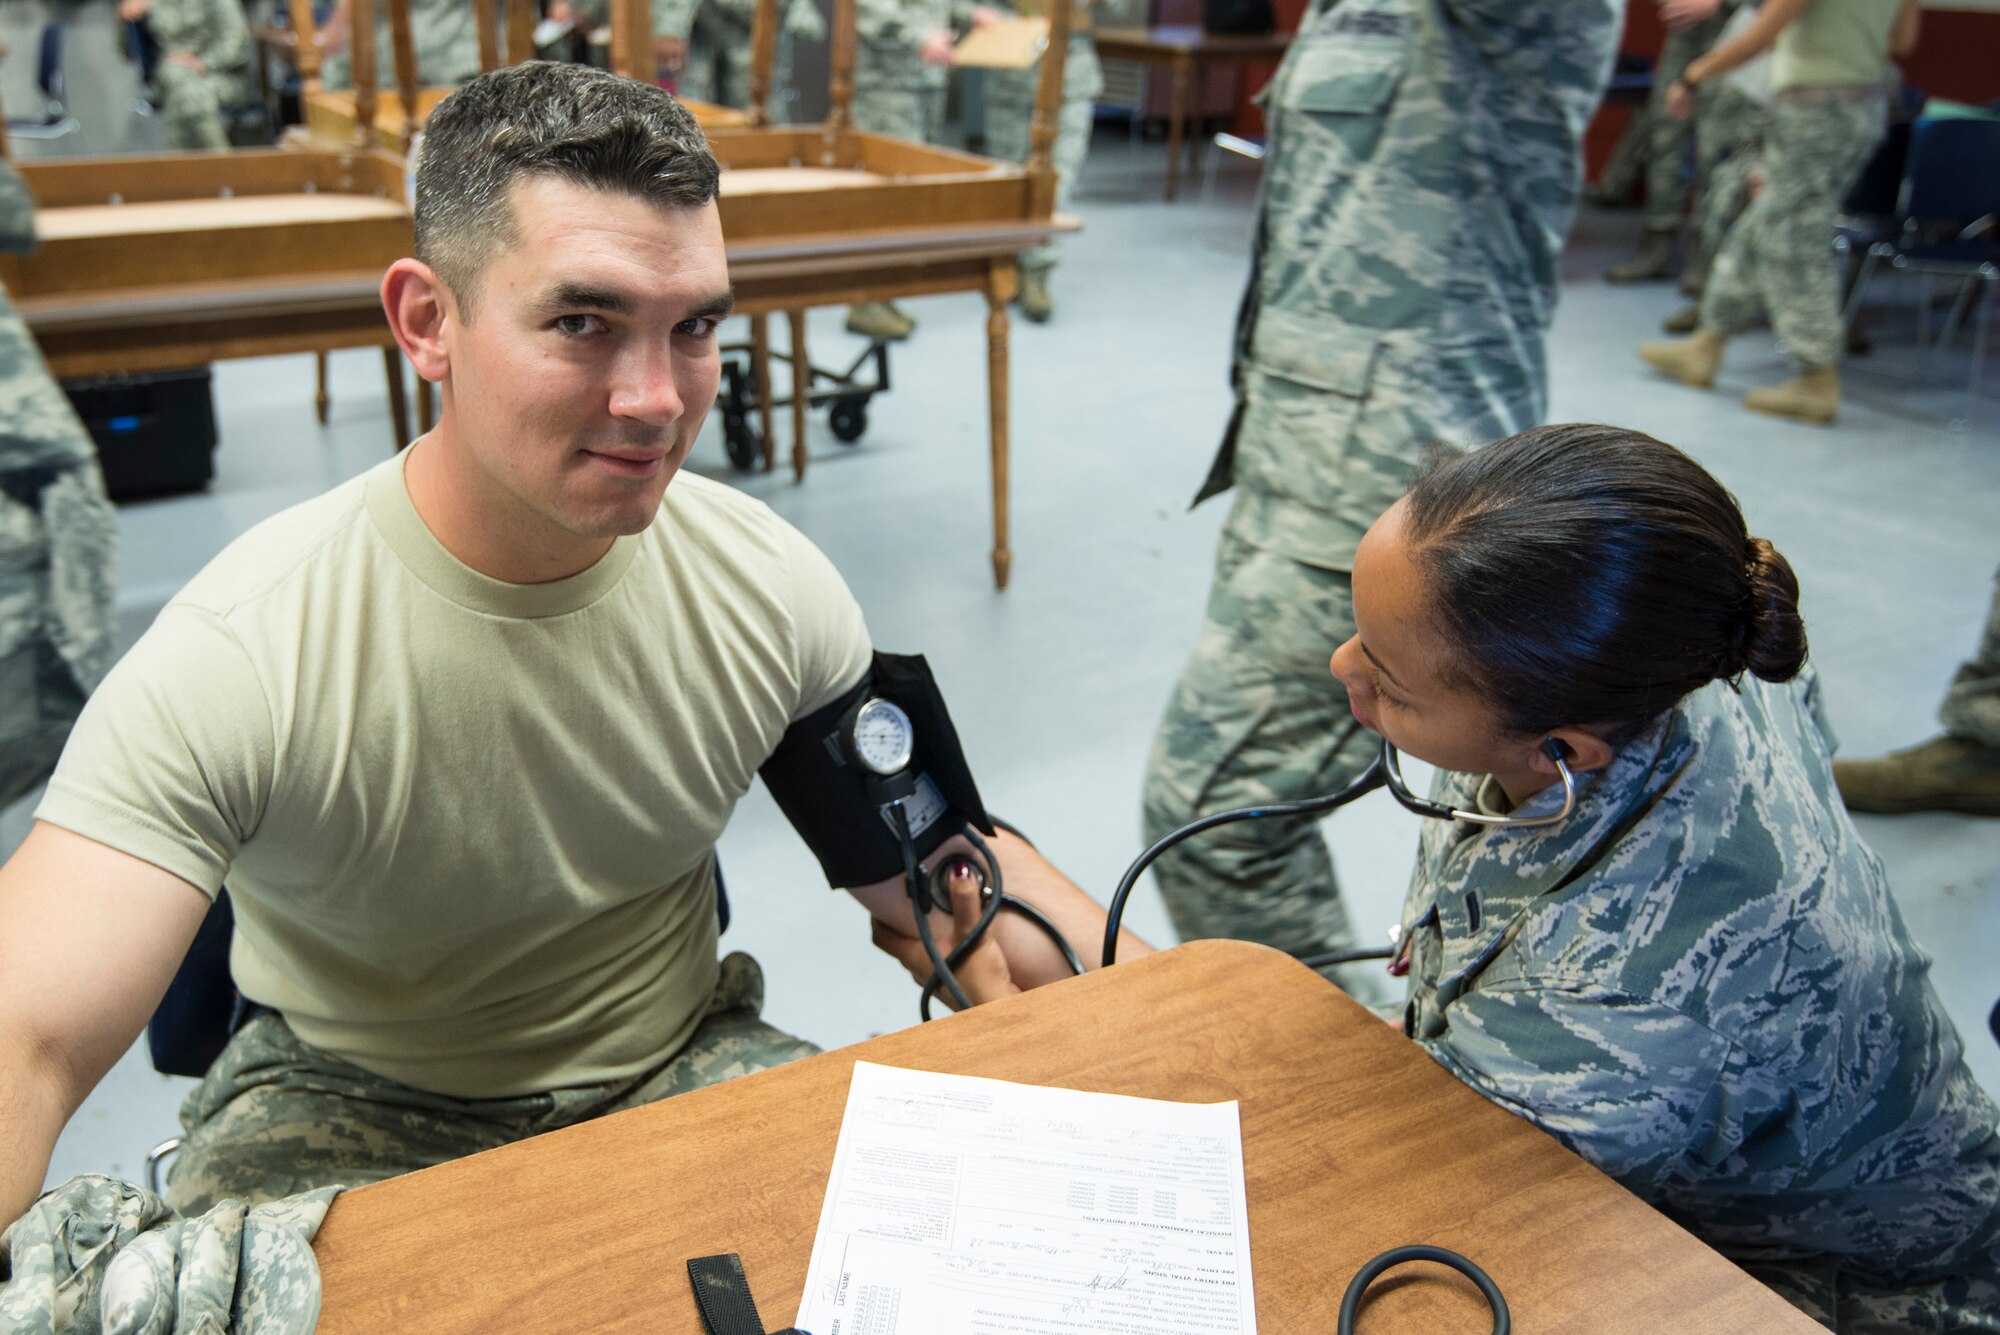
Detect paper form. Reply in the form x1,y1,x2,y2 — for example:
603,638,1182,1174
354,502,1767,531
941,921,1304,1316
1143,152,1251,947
795,1062,1257,1335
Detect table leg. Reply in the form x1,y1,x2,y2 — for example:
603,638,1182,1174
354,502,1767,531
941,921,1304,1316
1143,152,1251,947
1186,65,1207,184
751,314,776,472
787,308,809,483
985,265,1015,590
314,351,330,425
382,347,410,451
1165,53,1191,203
416,374,435,434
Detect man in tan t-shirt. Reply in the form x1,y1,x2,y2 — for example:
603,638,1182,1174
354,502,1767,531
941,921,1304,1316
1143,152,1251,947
0,61,1131,1233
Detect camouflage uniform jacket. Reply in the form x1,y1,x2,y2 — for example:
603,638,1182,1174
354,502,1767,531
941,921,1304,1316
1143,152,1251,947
1403,674,2000,1291
0,163,116,809
145,0,252,79
0,1175,336,1334
650,0,826,48
1198,0,1619,568
854,0,959,93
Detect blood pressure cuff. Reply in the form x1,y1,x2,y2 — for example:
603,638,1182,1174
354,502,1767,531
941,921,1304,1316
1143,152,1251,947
759,651,993,889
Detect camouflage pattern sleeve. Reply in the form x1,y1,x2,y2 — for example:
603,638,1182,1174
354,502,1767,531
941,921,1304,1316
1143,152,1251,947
0,161,38,257
653,0,699,41
149,0,251,75
0,1174,337,1335
1418,985,1735,1201
195,0,252,76
856,0,926,49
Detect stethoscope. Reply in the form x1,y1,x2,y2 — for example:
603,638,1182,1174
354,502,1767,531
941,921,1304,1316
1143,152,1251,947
1099,738,1577,968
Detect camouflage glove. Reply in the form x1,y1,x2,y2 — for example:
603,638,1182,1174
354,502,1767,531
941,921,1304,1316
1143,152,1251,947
0,1175,339,1335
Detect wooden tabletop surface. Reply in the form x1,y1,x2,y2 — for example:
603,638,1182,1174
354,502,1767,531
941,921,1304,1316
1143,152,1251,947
309,940,1817,1333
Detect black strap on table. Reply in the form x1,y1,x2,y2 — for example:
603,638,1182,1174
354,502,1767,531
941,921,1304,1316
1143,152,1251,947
687,1253,808,1335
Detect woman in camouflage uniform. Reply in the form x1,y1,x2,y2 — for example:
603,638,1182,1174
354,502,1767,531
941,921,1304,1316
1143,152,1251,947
1333,425,2000,1331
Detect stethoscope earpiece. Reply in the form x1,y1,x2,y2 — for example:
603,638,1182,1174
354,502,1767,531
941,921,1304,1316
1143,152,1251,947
1382,740,1576,828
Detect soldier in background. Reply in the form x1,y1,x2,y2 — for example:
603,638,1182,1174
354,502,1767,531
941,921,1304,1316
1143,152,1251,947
118,0,252,149
1140,0,1619,1004
844,0,959,341
1603,0,1734,285
973,0,1098,323
0,159,115,811
1836,569,2000,817
1638,0,1921,425
668,0,826,117
316,0,481,88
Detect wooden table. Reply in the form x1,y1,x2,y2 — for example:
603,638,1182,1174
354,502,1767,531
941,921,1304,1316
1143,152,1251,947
310,940,1819,1333
1095,26,1291,202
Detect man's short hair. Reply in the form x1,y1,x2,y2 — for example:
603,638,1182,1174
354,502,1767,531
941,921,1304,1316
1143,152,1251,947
413,61,721,316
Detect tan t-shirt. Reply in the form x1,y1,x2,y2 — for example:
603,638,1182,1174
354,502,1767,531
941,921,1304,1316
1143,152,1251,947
40,455,872,1097
1773,0,1899,90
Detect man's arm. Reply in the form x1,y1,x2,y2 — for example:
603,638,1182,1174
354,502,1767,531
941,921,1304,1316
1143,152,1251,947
851,827,1152,999
0,823,212,1229
1681,0,1814,90
1891,0,1921,60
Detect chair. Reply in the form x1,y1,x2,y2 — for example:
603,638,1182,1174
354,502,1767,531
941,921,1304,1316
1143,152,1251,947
1834,87,1925,288
1842,115,2000,402
5,23,80,142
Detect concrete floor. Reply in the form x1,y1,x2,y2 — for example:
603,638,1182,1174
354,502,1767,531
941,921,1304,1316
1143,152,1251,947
6,126,1996,1193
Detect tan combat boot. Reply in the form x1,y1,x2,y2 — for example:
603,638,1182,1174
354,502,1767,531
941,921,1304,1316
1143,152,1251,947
1019,268,1053,324
1834,735,2000,816
845,302,913,342
882,301,918,338
1744,366,1839,425
1662,304,1700,335
1608,229,1676,284
1637,328,1727,388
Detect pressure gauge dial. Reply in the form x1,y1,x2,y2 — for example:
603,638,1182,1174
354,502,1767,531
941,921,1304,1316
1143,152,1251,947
848,698,915,776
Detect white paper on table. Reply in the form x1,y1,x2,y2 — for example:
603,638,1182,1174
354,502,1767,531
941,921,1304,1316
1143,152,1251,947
795,1061,1257,1335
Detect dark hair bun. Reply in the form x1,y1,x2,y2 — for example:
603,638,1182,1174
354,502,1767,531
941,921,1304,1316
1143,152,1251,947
1740,537,1808,683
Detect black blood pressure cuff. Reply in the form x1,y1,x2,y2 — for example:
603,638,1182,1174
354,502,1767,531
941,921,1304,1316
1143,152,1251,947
759,651,993,889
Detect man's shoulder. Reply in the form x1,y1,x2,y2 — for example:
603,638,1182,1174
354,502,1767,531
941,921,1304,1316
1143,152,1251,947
651,470,804,562
169,467,379,621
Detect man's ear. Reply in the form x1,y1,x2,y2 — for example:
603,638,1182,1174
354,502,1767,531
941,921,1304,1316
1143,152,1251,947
1532,727,1616,779
381,258,453,384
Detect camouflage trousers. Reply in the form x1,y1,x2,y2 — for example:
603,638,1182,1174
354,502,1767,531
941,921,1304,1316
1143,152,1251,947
1701,85,1885,371
1141,493,1393,1008
1689,84,1768,278
0,1174,336,1335
851,82,946,143
1638,11,1726,234
1746,1253,2000,1333
679,26,797,119
162,952,817,1216
983,37,1102,275
1941,567,2000,749
157,61,247,152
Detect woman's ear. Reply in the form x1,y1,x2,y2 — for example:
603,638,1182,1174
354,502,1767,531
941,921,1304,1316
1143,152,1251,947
381,258,452,385
1533,727,1615,779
